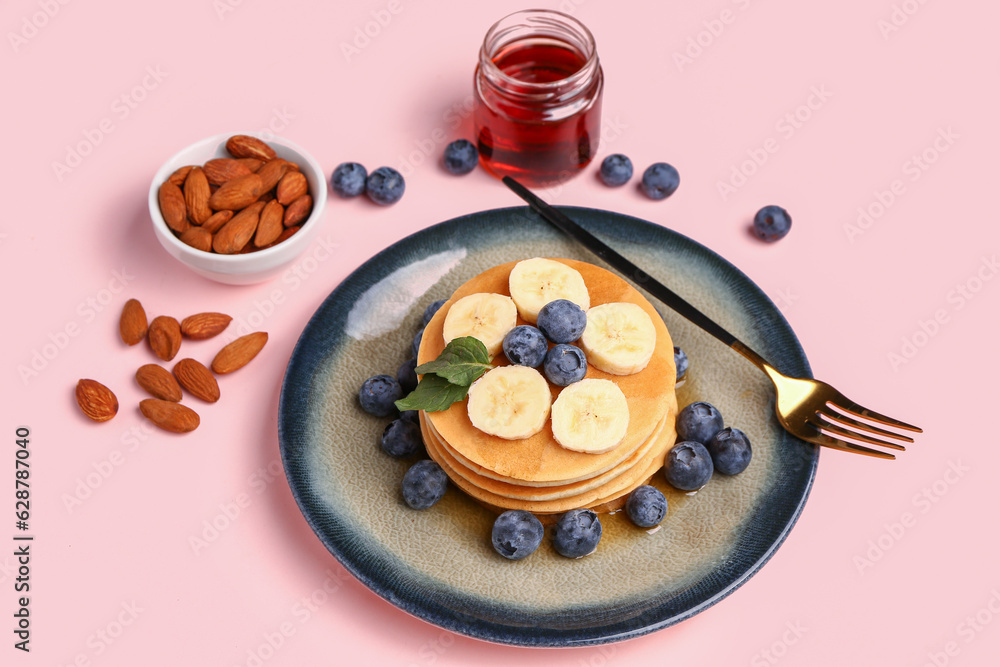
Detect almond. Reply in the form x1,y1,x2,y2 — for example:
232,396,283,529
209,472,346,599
260,226,300,250
75,379,119,422
180,312,232,339
255,200,284,247
179,226,213,252
237,158,264,172
285,161,301,172
135,364,183,402
173,358,220,403
209,173,263,211
213,201,263,254
148,315,182,361
256,158,289,192
212,332,268,374
119,298,148,346
184,167,212,224
203,158,253,186
201,210,234,234
226,135,277,161
158,181,188,232
283,194,312,227
276,171,308,205
139,399,200,433
168,165,194,187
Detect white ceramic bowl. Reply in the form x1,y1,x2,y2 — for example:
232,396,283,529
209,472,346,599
148,132,328,285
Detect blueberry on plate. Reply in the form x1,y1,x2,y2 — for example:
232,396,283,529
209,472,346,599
707,427,752,475
491,510,544,560
422,299,447,326
358,374,402,417
640,162,680,200
553,509,602,558
399,410,420,424
752,205,792,242
397,358,418,393
625,485,668,528
665,441,714,491
443,139,479,175
330,162,367,198
401,460,448,509
543,344,588,386
537,299,587,344
365,166,405,205
673,346,689,381
412,328,424,357
381,419,423,458
676,401,724,444
598,154,633,187
503,325,548,368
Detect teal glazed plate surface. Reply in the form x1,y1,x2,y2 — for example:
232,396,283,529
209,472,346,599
278,206,819,647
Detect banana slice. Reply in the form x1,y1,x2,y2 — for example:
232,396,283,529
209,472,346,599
467,366,552,440
442,293,517,358
508,258,590,324
550,379,630,454
579,302,657,375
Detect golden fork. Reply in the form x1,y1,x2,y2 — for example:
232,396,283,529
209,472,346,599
503,176,922,459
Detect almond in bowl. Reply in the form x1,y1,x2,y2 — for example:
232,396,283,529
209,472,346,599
148,133,328,285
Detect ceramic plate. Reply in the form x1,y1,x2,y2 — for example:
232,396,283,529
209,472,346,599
278,206,819,647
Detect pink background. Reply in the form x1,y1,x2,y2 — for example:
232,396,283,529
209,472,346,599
4,0,999,664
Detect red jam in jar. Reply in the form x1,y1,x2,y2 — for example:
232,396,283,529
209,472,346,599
473,10,604,186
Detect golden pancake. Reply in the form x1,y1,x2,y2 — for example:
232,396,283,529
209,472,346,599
419,259,676,484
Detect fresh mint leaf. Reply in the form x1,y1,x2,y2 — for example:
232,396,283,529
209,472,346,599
394,374,471,413
414,336,492,387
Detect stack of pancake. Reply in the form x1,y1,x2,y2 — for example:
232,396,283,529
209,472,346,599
417,259,678,519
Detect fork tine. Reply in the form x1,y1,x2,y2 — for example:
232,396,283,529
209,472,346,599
817,409,915,445
827,395,923,433
812,417,907,451
802,422,897,460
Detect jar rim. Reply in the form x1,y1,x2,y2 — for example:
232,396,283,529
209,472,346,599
479,9,599,93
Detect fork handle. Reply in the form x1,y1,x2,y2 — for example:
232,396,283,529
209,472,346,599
503,176,774,372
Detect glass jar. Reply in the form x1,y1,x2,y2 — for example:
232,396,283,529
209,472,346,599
473,9,604,186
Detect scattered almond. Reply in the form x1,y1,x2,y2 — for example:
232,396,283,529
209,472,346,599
135,364,183,402
139,399,200,433
180,312,232,339
209,173,263,211
173,358,220,403
119,298,148,346
276,171,308,205
75,379,119,422
213,201,263,254
204,158,253,186
283,194,312,227
212,332,268,374
148,315,182,361
226,135,277,161
158,181,188,232
180,227,213,252
255,200,284,247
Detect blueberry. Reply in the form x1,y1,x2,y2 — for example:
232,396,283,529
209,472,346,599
381,419,423,458
397,358,418,394
330,162,367,198
640,162,680,200
707,427,753,475
543,344,587,386
553,509,602,558
400,410,420,424
502,325,548,368
358,374,402,417
598,154,633,187
401,460,448,509
491,510,544,560
412,328,424,357
536,299,587,344
665,441,714,491
443,139,479,175
422,299,447,325
625,485,668,528
674,346,689,381
752,205,792,242
676,401,724,444
365,166,405,205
